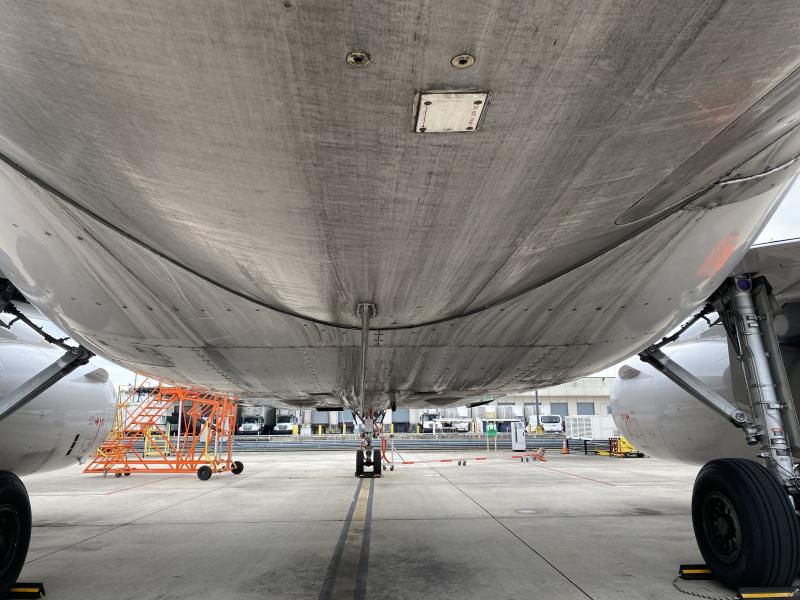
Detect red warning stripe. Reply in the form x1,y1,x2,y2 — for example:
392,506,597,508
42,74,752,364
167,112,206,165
398,456,489,465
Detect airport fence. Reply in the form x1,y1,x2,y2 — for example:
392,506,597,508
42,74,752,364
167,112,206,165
228,434,611,453
114,434,612,454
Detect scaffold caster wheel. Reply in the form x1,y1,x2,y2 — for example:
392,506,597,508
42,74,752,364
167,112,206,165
692,458,800,588
355,450,364,477
114,472,123,478
197,466,213,481
231,461,244,475
390,465,394,472
123,472,131,477
0,471,31,599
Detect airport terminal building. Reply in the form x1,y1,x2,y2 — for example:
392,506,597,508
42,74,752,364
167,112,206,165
231,376,615,434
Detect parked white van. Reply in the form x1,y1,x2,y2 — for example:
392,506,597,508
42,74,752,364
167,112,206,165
530,414,563,433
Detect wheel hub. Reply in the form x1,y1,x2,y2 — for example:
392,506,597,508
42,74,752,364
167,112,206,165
702,491,742,563
0,505,20,576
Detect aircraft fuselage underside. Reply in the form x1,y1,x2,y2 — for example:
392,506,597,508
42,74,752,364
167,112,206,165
1,2,800,411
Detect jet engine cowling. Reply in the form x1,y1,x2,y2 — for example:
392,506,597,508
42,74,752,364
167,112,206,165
0,341,116,475
609,334,755,465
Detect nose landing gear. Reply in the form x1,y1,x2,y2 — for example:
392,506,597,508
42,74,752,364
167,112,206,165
355,414,382,478
355,447,382,478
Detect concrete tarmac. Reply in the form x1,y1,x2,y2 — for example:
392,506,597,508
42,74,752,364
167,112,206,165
17,450,733,600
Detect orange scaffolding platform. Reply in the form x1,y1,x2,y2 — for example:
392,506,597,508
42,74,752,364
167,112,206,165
83,382,243,480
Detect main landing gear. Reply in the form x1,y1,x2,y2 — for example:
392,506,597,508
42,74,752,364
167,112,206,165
692,458,800,588
0,472,31,598
641,276,800,589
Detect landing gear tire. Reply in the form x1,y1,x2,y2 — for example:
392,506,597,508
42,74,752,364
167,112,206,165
231,461,244,475
0,471,31,599
692,458,800,589
355,450,364,477
373,449,382,477
197,466,213,481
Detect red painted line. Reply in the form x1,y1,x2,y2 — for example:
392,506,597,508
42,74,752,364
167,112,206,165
396,456,489,465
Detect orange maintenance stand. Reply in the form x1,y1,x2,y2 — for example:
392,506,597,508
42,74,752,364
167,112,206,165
83,382,243,480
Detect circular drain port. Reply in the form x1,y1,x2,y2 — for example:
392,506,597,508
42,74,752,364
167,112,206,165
346,51,371,67
451,53,475,69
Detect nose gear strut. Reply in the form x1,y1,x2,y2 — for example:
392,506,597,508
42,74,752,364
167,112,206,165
353,303,382,478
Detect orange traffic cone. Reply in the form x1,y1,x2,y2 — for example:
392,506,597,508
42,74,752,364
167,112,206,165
561,438,570,455
533,448,547,462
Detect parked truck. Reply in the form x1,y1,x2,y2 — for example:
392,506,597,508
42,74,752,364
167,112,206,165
237,406,276,435
420,412,439,433
273,413,298,435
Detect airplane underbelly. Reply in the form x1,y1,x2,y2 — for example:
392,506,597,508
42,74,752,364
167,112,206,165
0,159,789,406
0,2,800,328
0,2,800,406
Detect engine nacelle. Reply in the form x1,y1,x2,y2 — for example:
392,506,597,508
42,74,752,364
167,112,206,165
0,341,116,475
609,334,755,465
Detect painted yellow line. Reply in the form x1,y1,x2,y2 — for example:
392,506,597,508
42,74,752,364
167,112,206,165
328,481,371,599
